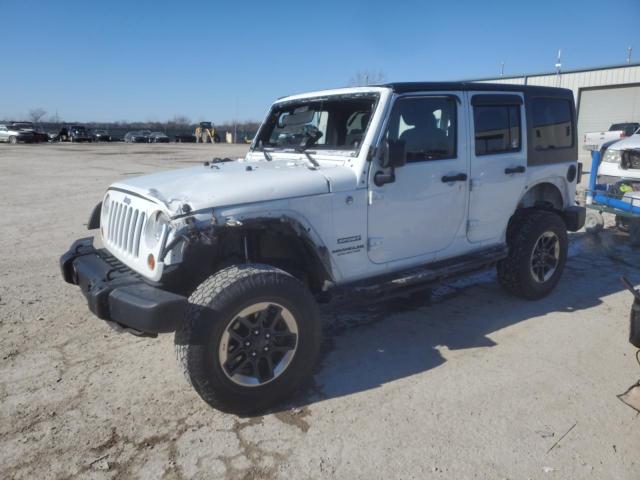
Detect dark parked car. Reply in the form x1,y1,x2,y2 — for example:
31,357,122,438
7,122,48,142
67,125,92,142
93,130,111,142
174,132,197,143
149,131,170,143
124,131,150,143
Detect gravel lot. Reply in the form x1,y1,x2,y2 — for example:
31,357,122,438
1,142,639,479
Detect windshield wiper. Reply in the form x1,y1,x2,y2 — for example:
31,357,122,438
296,148,320,168
294,127,323,168
259,146,272,161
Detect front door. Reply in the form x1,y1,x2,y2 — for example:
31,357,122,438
367,93,469,264
467,92,527,243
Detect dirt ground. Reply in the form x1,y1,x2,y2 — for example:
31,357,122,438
1,142,639,479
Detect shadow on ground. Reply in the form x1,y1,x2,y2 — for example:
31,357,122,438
273,229,640,413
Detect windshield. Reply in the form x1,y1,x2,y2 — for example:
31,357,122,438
256,94,378,152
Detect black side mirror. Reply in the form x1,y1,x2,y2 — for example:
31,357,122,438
381,139,406,168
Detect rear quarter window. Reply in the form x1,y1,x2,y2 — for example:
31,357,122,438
531,98,573,150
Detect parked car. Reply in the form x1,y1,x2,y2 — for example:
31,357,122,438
67,125,92,142
583,122,639,152
61,82,584,414
7,122,49,142
93,130,112,142
0,124,35,143
149,132,170,143
174,132,197,143
124,131,149,143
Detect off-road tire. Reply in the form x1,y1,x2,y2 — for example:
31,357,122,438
497,210,568,300
174,264,322,414
8,136,17,144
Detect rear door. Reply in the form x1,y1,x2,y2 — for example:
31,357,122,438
467,92,527,243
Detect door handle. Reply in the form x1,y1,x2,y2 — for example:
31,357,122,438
441,173,467,183
504,166,526,174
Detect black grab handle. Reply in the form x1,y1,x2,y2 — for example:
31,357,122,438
441,173,468,183
504,166,526,174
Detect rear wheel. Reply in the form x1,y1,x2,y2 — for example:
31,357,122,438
497,210,568,300
175,264,321,414
8,136,17,144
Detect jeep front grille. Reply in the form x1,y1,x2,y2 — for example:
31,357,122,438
105,201,146,258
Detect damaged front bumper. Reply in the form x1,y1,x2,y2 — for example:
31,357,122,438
60,238,187,336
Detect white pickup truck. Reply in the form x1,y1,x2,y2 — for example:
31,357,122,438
583,122,639,152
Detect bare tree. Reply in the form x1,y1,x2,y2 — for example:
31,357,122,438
28,108,47,124
168,114,191,130
349,70,386,86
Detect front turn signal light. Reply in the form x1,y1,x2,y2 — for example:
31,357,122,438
147,254,156,270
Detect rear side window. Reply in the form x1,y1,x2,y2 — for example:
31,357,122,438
474,105,521,155
531,98,573,150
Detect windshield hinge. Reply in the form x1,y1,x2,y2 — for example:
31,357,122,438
367,146,377,162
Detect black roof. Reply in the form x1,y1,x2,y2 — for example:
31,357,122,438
381,82,572,96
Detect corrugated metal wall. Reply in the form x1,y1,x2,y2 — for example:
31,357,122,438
475,64,640,169
475,64,640,103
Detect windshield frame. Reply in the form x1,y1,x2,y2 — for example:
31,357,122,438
252,92,380,159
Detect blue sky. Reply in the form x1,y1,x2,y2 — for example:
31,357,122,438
2,0,639,123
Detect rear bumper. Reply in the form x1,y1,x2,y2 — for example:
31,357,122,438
60,238,187,336
562,205,586,232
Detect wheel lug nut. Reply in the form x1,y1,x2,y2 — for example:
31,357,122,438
265,333,271,339
251,351,257,357
254,330,260,335
263,346,269,352
245,341,251,347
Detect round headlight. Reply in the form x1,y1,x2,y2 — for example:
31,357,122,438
144,211,169,249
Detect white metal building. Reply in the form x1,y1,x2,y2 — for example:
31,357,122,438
473,63,640,162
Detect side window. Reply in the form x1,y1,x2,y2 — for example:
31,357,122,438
474,105,521,155
387,96,457,162
531,98,573,150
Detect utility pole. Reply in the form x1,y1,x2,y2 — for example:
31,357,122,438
233,96,238,144
555,49,562,87
627,46,633,64
500,62,505,78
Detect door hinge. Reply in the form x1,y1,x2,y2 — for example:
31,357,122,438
368,237,383,249
467,220,479,231
368,190,384,205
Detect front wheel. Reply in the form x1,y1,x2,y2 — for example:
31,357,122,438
497,210,568,300
175,264,321,414
8,136,17,144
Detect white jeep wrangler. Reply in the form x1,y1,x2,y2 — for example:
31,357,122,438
61,82,585,413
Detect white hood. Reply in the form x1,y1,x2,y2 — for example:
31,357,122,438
608,134,640,150
110,159,358,215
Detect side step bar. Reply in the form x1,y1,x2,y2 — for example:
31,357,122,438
343,245,508,299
